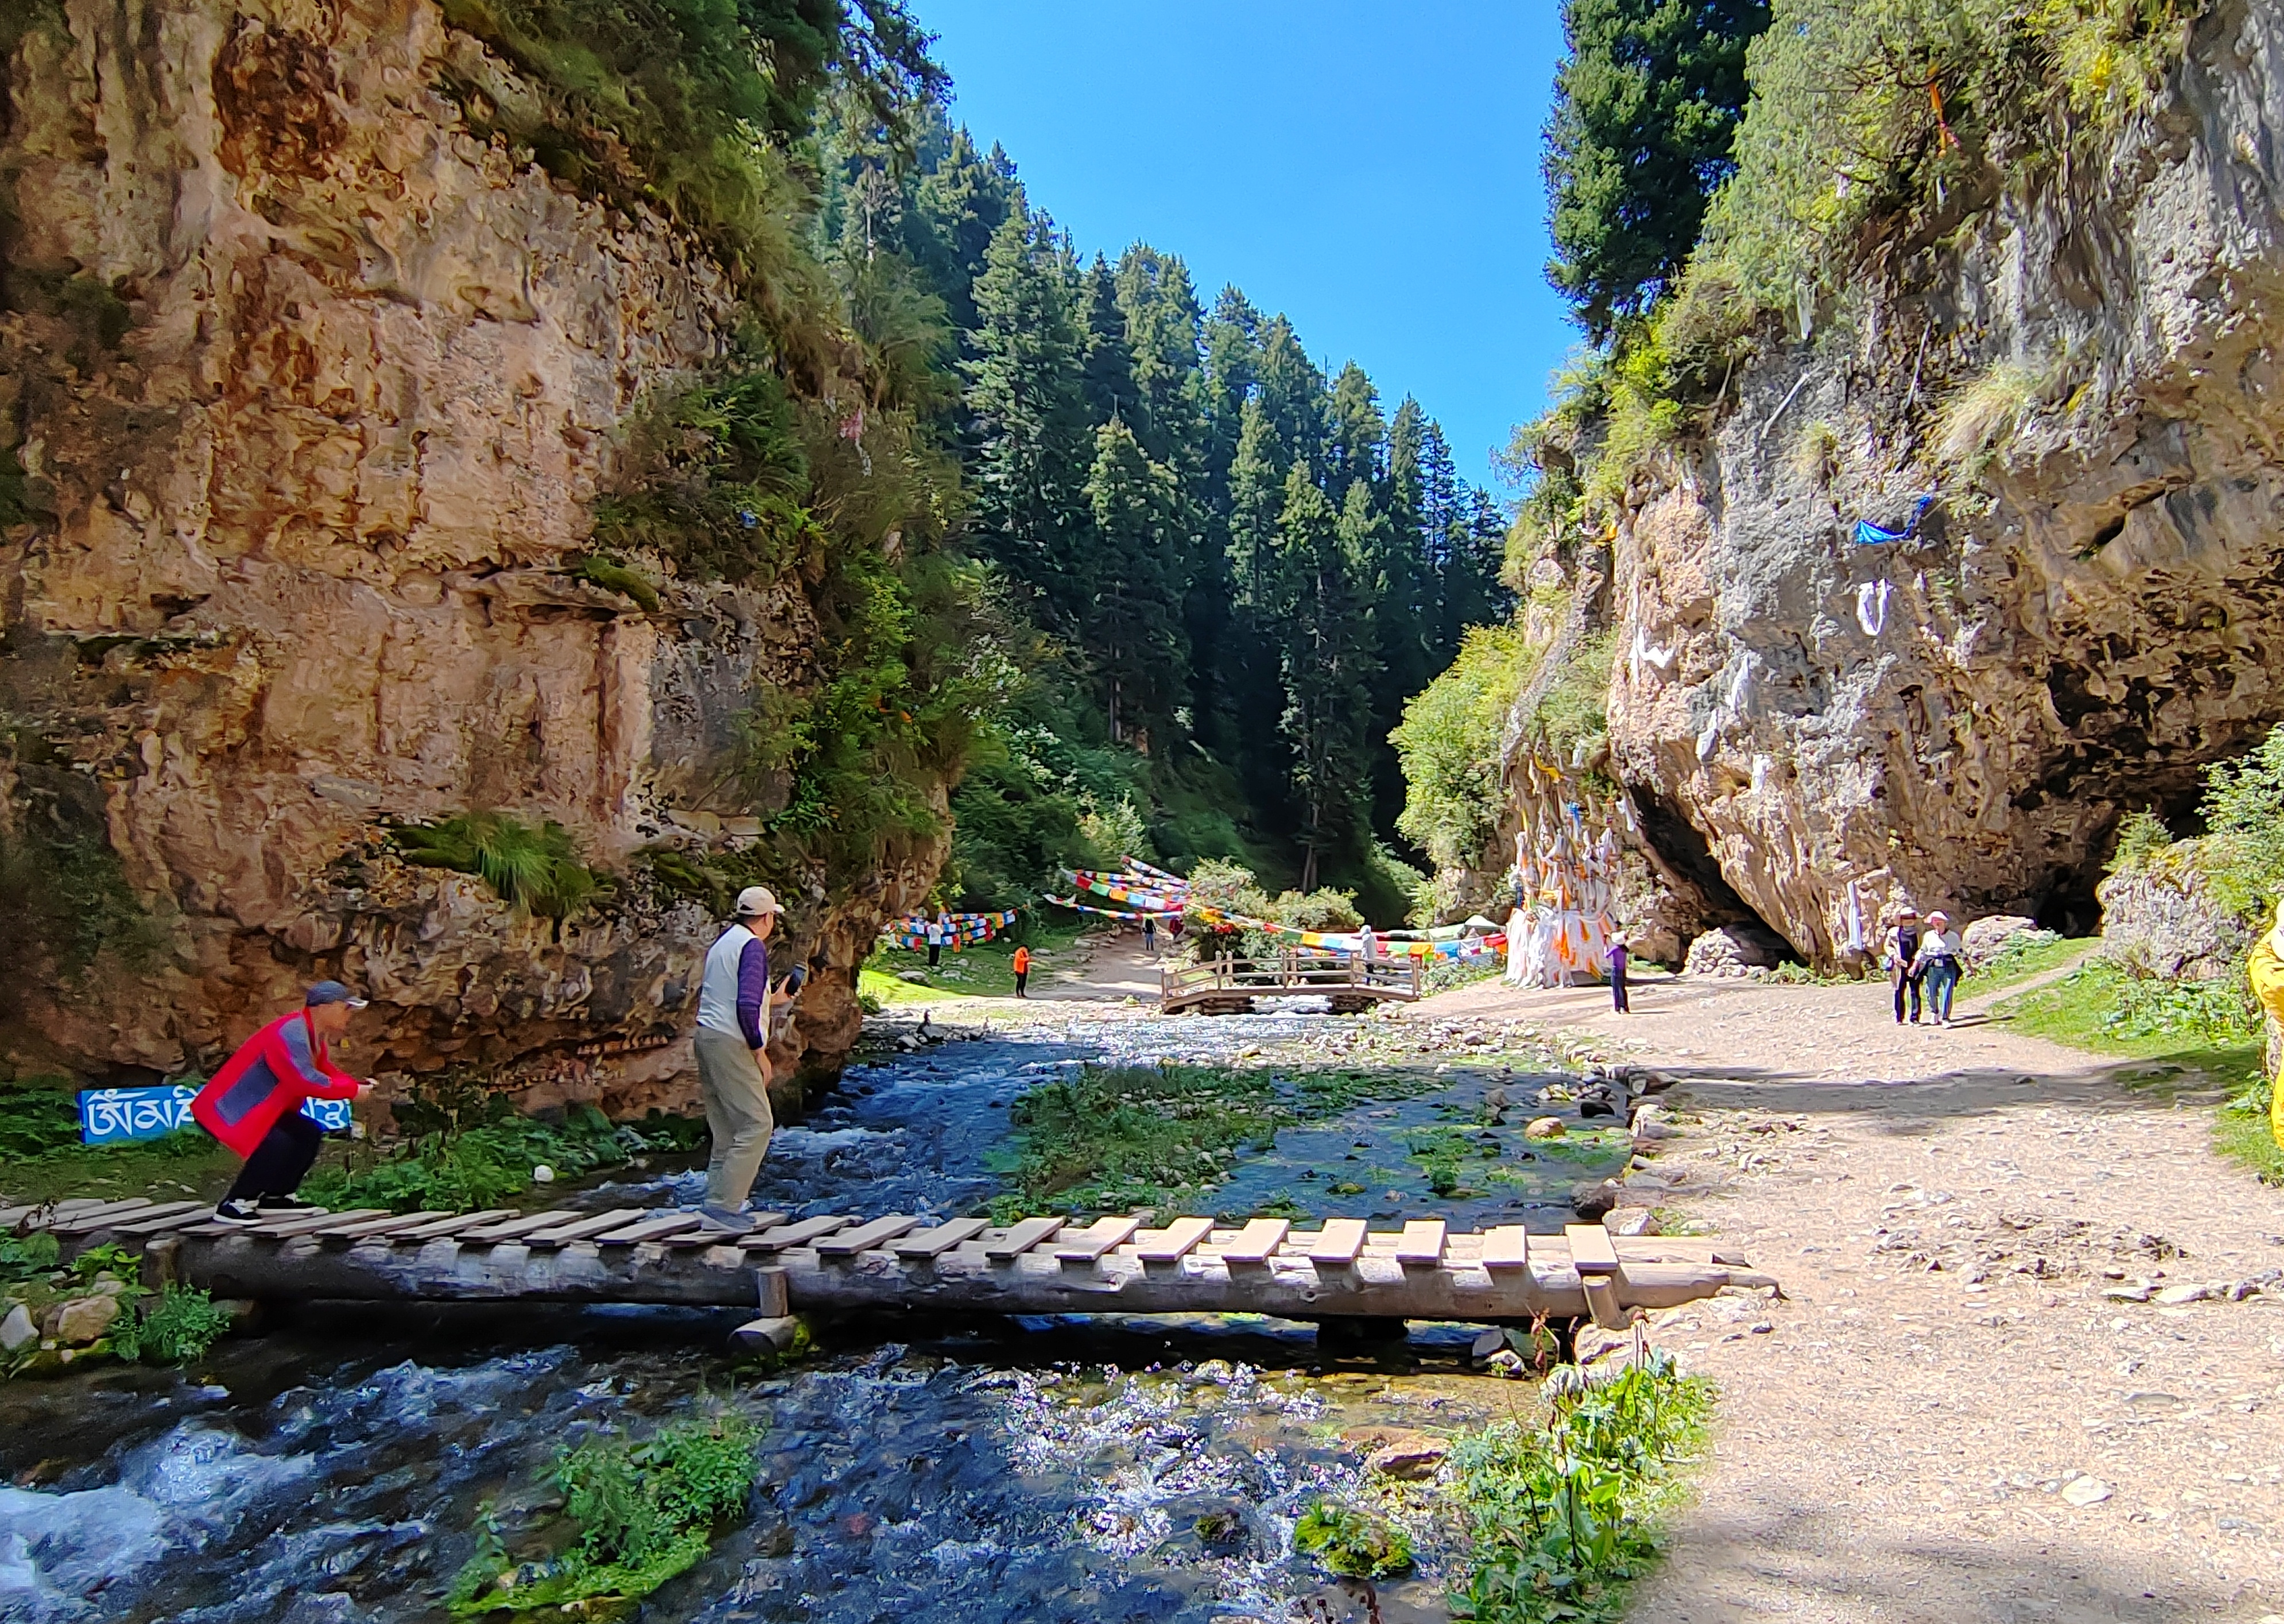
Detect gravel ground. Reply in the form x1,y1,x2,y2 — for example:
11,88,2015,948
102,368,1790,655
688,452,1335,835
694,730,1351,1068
1413,968,2284,1624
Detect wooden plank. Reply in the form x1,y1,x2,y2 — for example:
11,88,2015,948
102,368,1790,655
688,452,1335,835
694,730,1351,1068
1216,1218,1289,1267
523,1209,647,1248
814,1215,924,1257
111,1205,227,1239
457,1210,581,1245
0,1204,41,1230
1480,1226,1530,1270
596,1213,705,1246
890,1216,991,1259
385,1210,517,1243
253,1208,386,1240
1134,1216,1215,1265
1052,1215,1143,1265
982,1216,1064,1262
46,1198,157,1232
56,1199,199,1235
739,1214,854,1253
1395,1219,1447,1269
664,1212,785,1248
1565,1223,1622,1276
1308,1217,1369,1267
317,1211,453,1243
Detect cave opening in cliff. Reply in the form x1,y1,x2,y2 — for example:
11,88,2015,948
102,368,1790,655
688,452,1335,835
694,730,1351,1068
1624,785,1802,962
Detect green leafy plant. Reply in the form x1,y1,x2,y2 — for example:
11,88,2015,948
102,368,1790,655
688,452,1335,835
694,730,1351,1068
307,1100,704,1214
1449,1355,1711,1623
394,813,600,920
449,1414,761,1615
111,1282,232,1365
1294,1501,1414,1579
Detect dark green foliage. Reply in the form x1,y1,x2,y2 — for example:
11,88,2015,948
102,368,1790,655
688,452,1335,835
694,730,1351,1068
113,1283,234,1366
0,1079,83,1162
393,813,600,920
451,1415,761,1615
591,367,817,585
0,1230,60,1287
1545,0,1771,339
1450,1356,1712,1622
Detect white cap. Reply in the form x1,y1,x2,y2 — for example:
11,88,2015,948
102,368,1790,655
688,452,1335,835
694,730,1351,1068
735,885,781,918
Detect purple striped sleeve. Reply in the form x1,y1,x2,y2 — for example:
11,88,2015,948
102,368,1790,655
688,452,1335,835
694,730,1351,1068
736,936,770,1048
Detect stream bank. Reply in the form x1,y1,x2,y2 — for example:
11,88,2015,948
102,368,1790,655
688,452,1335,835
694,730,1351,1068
0,1006,1669,1624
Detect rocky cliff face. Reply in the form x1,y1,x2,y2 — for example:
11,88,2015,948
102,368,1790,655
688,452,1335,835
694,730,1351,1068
0,0,939,1106
1598,0,2284,966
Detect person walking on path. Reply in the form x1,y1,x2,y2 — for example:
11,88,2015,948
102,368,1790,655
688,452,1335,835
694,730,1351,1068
1143,913,1157,956
1604,932,1631,1013
1883,906,1925,1025
1359,923,1377,963
1011,944,1031,998
693,886,781,1234
192,982,372,1224
1913,910,1965,1026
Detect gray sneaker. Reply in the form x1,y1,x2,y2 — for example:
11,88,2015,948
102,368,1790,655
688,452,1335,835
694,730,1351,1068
697,1206,755,1235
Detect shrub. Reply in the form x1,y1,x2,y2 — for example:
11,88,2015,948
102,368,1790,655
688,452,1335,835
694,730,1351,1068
1393,624,1545,875
1294,1501,1414,1579
113,1284,234,1365
394,813,600,920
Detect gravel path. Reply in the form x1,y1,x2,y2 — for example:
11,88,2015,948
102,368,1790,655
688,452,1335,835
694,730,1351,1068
1413,970,2284,1623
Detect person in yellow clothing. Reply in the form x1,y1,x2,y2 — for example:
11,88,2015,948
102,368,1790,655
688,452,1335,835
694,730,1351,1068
2244,898,2284,1152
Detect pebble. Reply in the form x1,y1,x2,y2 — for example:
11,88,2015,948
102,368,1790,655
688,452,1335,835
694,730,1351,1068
0,1304,34,1352
2060,1476,2112,1507
1525,1116,1566,1140
2152,1282,2212,1305
532,1164,556,1183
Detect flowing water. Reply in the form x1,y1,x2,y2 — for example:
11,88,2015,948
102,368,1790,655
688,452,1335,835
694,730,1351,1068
0,1011,1621,1624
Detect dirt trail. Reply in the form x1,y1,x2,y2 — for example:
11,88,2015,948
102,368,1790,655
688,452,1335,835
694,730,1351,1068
1410,970,2284,1623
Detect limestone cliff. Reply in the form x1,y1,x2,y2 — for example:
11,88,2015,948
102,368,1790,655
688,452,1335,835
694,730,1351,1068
1585,0,2284,967
0,0,943,1106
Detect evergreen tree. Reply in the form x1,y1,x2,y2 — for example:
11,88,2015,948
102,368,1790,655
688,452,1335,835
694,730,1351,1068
1252,316,1328,478
1544,0,1771,339
912,128,1017,334
1083,420,1188,745
1079,255,1139,427
1201,286,1263,507
1326,363,1388,498
964,202,1093,632
1272,467,1379,890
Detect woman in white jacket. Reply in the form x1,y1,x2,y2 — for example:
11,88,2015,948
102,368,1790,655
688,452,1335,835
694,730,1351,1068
1911,910,1965,1026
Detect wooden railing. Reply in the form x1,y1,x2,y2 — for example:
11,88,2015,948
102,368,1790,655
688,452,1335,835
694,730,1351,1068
1160,948,1423,1006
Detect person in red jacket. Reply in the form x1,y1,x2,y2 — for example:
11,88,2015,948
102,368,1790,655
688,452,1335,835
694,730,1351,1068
192,981,373,1224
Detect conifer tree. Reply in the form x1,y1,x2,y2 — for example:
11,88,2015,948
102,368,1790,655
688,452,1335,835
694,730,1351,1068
1253,316,1328,479
913,128,1017,334
1083,419,1188,745
1079,255,1139,427
1544,0,1771,339
1271,467,1378,889
1201,286,1263,506
964,203,1093,632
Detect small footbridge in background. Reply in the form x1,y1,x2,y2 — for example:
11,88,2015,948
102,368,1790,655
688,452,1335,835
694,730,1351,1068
1159,949,1424,1015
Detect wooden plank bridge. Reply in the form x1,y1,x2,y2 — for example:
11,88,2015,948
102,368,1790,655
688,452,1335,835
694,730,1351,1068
6,1195,1772,1331
1161,949,1424,1015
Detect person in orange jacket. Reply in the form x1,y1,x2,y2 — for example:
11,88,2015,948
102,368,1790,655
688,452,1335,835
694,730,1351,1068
1011,944,1031,998
191,982,373,1224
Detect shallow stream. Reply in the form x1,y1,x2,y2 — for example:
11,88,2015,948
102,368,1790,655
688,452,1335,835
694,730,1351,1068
0,1012,1621,1624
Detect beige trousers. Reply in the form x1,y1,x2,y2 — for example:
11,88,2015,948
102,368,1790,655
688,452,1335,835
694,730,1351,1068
693,1027,774,1212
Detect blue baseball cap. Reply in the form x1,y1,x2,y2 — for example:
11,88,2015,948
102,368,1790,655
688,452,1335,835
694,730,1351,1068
306,980,370,1008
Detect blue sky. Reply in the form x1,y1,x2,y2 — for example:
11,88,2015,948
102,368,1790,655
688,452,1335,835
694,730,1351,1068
918,1,1576,490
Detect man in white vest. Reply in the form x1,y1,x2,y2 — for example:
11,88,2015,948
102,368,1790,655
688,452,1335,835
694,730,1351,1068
693,885,781,1232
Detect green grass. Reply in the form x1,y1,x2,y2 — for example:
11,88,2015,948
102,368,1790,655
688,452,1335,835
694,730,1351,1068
989,1063,1441,1219
1961,932,2088,996
860,920,1096,1001
1994,960,2279,1183
0,1083,239,1207
1448,1356,1713,1623
306,1104,704,1215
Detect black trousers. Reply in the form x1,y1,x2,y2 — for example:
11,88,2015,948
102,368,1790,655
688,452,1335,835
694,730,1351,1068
1014,971,1027,997
928,943,940,966
1611,965,1630,1013
225,1111,324,1201
1894,970,1922,1023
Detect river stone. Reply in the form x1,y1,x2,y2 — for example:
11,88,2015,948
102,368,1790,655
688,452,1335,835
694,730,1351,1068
48,1294,121,1345
0,1303,33,1352
1606,1207,1662,1237
1344,1427,1449,1480
2060,1476,2113,1507
1525,1116,1566,1139
2152,1282,2214,1305
1571,1180,1622,1219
